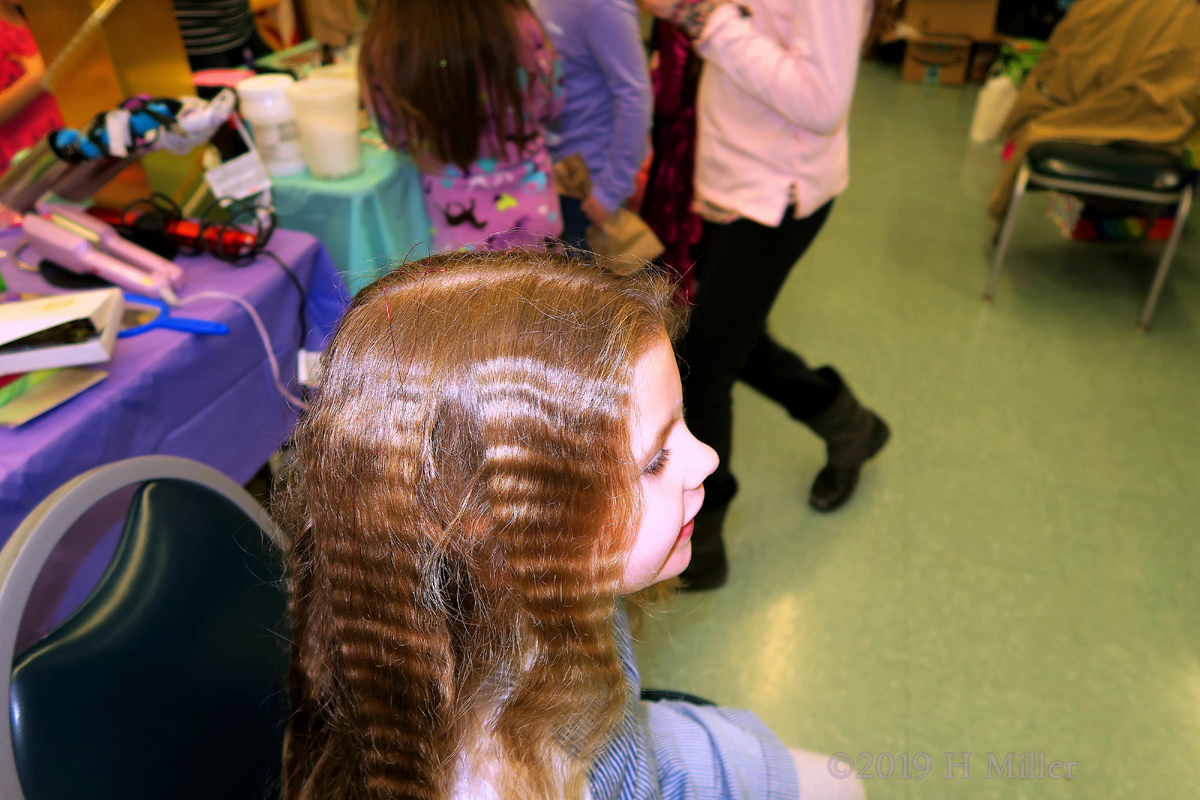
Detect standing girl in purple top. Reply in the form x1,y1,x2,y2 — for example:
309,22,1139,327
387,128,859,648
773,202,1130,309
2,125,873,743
531,0,652,252
361,0,565,254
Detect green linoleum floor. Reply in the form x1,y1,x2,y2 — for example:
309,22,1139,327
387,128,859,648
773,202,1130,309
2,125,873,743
631,61,1200,799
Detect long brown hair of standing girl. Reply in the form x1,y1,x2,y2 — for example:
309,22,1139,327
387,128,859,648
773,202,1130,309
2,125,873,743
360,0,535,169
359,0,564,254
277,252,683,800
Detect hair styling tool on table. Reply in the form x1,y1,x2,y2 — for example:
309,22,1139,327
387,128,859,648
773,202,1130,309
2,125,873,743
88,204,259,260
0,91,237,226
12,224,307,409
46,92,238,164
86,192,274,263
20,205,186,304
86,193,299,348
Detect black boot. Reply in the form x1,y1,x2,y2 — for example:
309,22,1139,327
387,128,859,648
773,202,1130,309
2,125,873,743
679,504,729,591
802,373,889,512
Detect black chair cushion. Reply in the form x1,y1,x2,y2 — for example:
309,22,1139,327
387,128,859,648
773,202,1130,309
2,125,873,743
10,480,290,800
640,689,717,706
1027,141,1188,192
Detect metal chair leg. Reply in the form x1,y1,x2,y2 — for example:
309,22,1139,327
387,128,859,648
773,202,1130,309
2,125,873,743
985,164,1031,302
1139,182,1193,331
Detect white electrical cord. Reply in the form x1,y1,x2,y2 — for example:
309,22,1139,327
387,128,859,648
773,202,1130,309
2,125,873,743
174,290,309,411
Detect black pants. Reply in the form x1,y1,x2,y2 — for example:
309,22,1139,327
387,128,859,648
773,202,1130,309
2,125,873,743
680,201,839,510
558,194,593,254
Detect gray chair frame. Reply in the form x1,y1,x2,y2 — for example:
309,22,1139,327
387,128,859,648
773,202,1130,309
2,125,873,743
986,160,1195,331
0,456,285,800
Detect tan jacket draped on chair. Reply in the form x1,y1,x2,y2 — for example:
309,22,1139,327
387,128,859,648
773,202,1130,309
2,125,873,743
988,0,1200,218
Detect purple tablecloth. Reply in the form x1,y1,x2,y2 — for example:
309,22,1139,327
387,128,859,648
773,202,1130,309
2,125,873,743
0,229,351,542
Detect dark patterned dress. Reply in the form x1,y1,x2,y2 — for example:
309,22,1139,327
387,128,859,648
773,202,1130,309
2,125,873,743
376,10,565,253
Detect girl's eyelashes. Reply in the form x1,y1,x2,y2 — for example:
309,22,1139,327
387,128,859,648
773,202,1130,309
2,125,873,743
643,448,671,477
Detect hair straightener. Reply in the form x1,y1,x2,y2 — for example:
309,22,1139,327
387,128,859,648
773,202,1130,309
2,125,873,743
21,204,186,303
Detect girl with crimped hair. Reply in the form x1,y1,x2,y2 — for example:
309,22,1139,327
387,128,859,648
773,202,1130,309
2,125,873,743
278,251,864,800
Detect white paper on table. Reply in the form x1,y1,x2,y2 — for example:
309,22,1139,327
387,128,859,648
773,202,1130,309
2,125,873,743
0,288,123,376
205,150,273,201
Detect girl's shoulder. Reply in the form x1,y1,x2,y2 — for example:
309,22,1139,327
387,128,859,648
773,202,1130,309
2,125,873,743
511,6,551,53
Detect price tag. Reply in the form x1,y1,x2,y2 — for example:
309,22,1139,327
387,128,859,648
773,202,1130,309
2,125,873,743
204,150,272,201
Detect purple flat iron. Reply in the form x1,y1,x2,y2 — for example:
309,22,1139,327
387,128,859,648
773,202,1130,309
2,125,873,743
21,206,184,304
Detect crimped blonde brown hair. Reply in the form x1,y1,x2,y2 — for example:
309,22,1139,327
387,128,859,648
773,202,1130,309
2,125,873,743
278,251,684,800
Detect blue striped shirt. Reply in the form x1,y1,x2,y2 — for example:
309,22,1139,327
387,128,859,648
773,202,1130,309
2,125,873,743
589,602,799,800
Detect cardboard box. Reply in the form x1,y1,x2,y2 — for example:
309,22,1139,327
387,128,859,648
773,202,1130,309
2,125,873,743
902,36,973,85
904,0,1000,39
0,289,123,376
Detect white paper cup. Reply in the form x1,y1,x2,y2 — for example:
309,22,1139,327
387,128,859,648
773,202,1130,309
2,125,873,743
236,74,306,177
286,78,363,180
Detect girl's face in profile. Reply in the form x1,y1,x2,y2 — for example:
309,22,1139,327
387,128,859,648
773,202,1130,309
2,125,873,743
621,337,719,593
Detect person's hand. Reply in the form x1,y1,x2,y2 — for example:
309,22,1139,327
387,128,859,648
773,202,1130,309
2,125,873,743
642,0,731,38
582,194,613,227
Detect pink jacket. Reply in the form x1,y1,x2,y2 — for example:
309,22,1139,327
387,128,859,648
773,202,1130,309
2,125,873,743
693,0,872,226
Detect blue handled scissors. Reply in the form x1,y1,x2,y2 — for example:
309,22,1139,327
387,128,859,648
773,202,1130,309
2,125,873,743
119,292,231,338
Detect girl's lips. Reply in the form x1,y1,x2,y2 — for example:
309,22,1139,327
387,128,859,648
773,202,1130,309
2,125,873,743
677,518,695,545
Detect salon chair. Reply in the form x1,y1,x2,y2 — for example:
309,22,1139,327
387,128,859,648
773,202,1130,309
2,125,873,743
986,141,1194,330
0,456,290,800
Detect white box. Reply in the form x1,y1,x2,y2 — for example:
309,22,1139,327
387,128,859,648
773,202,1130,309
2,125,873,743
0,289,123,376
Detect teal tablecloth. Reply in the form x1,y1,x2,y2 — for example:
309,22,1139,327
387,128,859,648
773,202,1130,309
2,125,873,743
272,145,431,294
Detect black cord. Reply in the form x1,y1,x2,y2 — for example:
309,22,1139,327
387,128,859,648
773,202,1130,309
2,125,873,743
197,196,277,264
203,198,304,352
120,192,183,228
118,192,184,259
260,249,309,352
